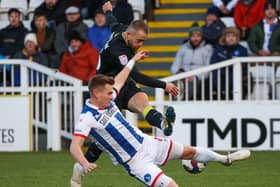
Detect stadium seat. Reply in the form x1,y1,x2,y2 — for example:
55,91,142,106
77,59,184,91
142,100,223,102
249,65,273,100
0,20,9,29
239,41,252,54
0,0,28,21
275,67,280,99
23,20,31,30
27,0,44,20
239,42,271,100
221,17,235,27
29,0,44,8
128,0,145,20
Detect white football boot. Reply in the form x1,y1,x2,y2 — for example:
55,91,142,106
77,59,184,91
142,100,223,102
70,162,85,187
224,150,251,166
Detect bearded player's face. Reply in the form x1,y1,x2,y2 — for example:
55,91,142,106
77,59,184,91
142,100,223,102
127,30,147,51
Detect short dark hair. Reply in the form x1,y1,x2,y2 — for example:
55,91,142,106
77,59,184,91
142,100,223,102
34,12,47,19
88,74,115,94
94,9,104,17
8,8,21,16
127,20,149,34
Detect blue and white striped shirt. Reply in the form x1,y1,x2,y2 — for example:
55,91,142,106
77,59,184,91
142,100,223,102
74,100,144,165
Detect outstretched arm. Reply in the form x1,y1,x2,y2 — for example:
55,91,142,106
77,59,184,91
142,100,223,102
103,1,127,33
70,136,97,173
114,50,148,92
130,69,179,96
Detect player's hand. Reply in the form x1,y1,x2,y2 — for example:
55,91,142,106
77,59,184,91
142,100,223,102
131,50,149,62
102,1,113,13
82,162,97,173
165,83,179,96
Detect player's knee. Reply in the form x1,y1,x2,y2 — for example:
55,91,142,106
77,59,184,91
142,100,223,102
167,180,179,187
153,173,176,187
129,92,149,112
134,92,149,103
180,146,196,160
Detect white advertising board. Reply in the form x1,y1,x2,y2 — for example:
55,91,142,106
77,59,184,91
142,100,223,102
0,96,32,151
169,102,280,150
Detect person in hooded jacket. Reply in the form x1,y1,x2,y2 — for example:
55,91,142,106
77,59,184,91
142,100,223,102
59,31,99,85
171,23,213,100
0,8,29,58
55,6,88,60
210,27,249,100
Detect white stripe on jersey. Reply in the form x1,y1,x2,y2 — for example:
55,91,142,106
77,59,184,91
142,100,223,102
74,100,144,165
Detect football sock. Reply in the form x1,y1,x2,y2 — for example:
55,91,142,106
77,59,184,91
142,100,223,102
142,105,163,129
84,143,103,163
192,147,227,163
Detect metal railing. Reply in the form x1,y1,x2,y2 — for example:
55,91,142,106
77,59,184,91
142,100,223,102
151,57,280,135
155,56,280,104
1,57,280,150
0,59,84,151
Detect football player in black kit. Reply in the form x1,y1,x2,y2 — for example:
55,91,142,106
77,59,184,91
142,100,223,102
70,2,179,186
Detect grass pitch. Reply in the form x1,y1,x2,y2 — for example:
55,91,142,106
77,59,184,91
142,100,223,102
0,151,279,187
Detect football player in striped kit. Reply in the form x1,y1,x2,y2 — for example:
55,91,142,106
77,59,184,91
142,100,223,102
70,50,251,187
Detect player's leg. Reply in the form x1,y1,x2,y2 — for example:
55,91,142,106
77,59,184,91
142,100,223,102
180,146,251,165
122,136,178,187
124,146,178,187
159,138,250,166
153,174,179,187
127,92,175,136
70,142,103,187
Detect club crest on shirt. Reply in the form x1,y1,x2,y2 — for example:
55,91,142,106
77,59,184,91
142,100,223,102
144,173,151,182
118,54,128,65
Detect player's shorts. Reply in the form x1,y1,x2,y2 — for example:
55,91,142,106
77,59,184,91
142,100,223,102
123,136,184,187
115,79,143,110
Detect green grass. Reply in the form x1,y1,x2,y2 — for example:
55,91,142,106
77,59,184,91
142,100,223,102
0,151,279,187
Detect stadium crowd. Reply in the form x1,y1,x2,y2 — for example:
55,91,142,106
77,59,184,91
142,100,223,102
0,0,135,86
0,0,279,99
171,0,280,99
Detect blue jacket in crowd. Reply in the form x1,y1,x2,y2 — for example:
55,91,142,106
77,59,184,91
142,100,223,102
88,24,111,52
202,19,226,45
210,44,248,91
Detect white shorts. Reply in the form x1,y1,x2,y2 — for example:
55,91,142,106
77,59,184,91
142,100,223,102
123,136,184,187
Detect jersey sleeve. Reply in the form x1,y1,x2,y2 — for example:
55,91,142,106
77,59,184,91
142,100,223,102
110,41,134,67
73,112,96,138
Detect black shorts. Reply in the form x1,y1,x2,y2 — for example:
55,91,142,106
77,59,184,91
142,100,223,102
115,80,143,110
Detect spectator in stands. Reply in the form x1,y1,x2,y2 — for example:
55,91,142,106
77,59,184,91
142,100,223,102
248,0,280,56
88,9,112,52
33,13,58,69
33,0,71,30
210,27,249,99
13,33,48,86
110,0,134,25
202,7,226,45
59,31,99,85
234,0,267,40
14,33,48,66
0,8,28,58
55,6,88,60
212,0,238,16
171,23,213,100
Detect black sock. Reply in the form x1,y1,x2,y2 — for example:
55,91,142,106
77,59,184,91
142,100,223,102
84,142,103,163
145,109,163,129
